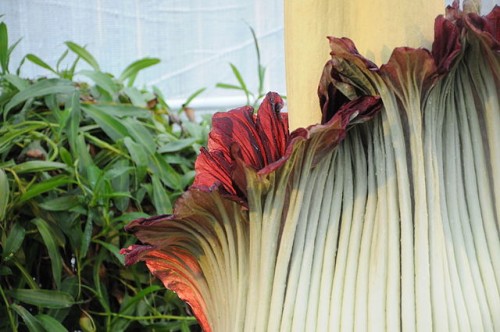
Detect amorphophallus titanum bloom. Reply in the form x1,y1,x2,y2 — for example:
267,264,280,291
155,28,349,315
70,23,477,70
122,4,500,331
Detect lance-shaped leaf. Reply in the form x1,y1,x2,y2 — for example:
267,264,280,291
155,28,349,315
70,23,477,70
123,5,500,331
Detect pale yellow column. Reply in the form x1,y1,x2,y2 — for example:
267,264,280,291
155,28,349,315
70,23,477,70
284,0,444,130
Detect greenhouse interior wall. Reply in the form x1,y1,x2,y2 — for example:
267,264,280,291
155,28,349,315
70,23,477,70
1,0,496,115
1,0,286,116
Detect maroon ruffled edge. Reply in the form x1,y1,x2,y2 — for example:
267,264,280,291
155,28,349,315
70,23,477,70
191,92,289,206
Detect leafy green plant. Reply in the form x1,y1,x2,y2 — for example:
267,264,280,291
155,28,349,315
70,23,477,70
0,21,208,331
216,27,272,108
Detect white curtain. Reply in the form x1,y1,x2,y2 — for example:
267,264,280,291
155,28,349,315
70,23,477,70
1,0,286,112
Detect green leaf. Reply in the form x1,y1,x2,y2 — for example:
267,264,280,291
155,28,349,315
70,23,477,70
93,239,125,265
60,276,79,298
75,133,94,175
121,117,155,154
45,93,60,114
83,133,124,157
217,62,254,104
32,218,63,288
44,277,79,322
65,41,100,71
151,174,172,214
163,154,192,166
215,83,243,91
119,57,160,86
109,159,130,212
4,73,30,90
38,195,80,211
182,170,195,188
86,104,151,119
123,137,148,183
249,26,261,69
0,22,8,73
229,63,251,103
85,164,101,190
0,265,12,276
0,122,47,154
8,38,22,59
56,49,69,72
65,54,80,80
9,289,74,309
12,260,39,289
0,168,9,221
2,223,25,260
157,138,197,153
63,91,80,152
25,54,56,74
59,147,73,166
153,85,169,108
248,26,266,97
19,176,72,203
149,153,183,191
180,321,193,332
10,161,69,174
119,285,161,314
79,213,93,259
123,137,149,168
4,79,75,117
11,304,44,332
104,164,132,180
183,87,206,107
36,314,68,332
79,70,118,97
229,63,248,92
182,121,208,141
92,251,110,312
122,86,147,107
82,104,129,142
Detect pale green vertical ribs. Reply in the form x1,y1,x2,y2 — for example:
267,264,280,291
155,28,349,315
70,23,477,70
305,150,338,331
379,87,417,332
315,149,344,331
353,124,378,332
281,138,323,331
329,134,355,332
291,149,332,331
340,129,368,332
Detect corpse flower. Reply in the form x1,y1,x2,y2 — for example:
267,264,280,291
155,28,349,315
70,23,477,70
122,5,500,331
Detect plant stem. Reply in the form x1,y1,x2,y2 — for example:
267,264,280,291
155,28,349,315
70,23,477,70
0,284,18,332
90,310,196,321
